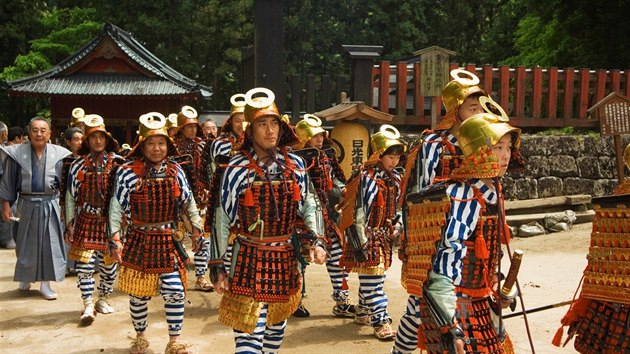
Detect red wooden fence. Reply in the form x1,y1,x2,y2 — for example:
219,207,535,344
371,62,630,129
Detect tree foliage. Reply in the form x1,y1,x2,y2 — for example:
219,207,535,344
502,0,630,68
0,7,102,81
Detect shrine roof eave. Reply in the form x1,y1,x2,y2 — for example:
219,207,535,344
314,101,393,123
5,74,211,98
4,23,211,97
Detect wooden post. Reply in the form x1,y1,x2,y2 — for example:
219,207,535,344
342,45,383,134
614,135,624,182
431,98,438,129
254,0,285,111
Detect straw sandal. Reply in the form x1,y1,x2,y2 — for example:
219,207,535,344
129,335,149,354
374,323,396,341
165,340,193,354
195,277,214,292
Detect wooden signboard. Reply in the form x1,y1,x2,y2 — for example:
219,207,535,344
598,98,630,136
414,46,456,97
329,120,370,177
588,92,630,182
414,46,456,128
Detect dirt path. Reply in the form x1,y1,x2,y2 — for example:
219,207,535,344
0,223,590,353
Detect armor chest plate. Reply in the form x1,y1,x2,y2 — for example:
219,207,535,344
130,172,178,223
367,176,398,228
78,170,110,209
238,177,299,238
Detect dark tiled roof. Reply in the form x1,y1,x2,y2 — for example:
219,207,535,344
9,73,194,96
6,23,211,97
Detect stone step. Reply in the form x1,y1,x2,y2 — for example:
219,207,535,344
506,209,595,227
504,194,591,213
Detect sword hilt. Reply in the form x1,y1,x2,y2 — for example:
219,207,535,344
500,249,523,299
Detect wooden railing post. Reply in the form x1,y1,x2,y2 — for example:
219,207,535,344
532,67,542,118
548,67,558,119
396,62,407,117
499,65,510,115
515,66,526,118
482,65,493,96
610,70,621,93
578,68,590,119
379,61,390,113
413,63,424,121
563,68,575,120
595,69,607,103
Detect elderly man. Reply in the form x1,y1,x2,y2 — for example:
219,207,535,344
0,116,71,299
201,119,218,138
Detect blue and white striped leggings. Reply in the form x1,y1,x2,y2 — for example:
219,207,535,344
129,270,186,336
326,233,351,301
391,295,421,353
234,303,287,354
194,239,210,277
75,250,117,299
358,273,392,327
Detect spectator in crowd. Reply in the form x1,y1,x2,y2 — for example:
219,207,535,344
64,127,84,157
0,116,71,299
0,121,14,249
7,126,24,145
202,118,218,138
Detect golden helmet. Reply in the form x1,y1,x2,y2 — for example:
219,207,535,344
457,113,520,158
176,106,199,128
82,114,107,137
243,87,280,124
449,111,521,180
166,113,178,130
71,107,87,127
295,114,328,145
127,112,177,158
442,69,486,112
230,93,247,118
137,112,170,142
77,112,119,155
370,124,406,156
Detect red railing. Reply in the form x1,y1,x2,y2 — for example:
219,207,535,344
371,62,630,128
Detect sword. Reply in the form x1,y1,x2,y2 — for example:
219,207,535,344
504,300,573,319
500,249,523,301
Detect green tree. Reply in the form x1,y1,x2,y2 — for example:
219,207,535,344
503,0,630,69
86,0,254,109
0,6,101,125
0,7,102,81
0,1,46,69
